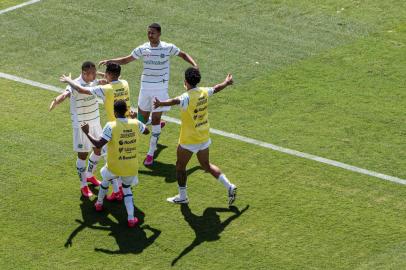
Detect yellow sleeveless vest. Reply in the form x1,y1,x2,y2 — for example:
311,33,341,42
104,80,131,121
106,119,139,176
179,88,210,145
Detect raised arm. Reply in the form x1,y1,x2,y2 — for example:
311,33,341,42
153,97,180,109
178,51,198,68
60,74,92,95
49,90,70,111
212,74,233,94
99,55,136,66
81,123,108,149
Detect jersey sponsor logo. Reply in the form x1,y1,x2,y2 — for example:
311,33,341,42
160,53,165,58
119,138,137,145
118,154,137,160
144,59,168,65
195,120,208,128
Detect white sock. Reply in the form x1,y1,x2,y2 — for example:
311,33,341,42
97,179,110,203
76,158,87,188
123,186,134,220
86,152,101,177
178,186,188,199
217,174,232,190
147,125,161,156
112,178,119,193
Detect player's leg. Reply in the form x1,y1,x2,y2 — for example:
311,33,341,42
76,151,93,197
167,145,193,204
137,88,151,124
196,147,237,205
86,146,101,186
121,176,139,227
106,178,123,202
145,89,170,165
95,166,115,211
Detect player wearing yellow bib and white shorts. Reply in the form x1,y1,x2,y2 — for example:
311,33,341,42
99,23,198,166
154,67,237,205
49,61,103,198
81,100,149,227
60,63,133,202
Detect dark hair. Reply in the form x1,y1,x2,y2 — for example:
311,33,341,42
114,99,127,116
185,67,201,87
106,63,121,78
148,23,161,33
81,61,96,71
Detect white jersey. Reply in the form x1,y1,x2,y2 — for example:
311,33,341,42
66,76,100,128
131,41,180,91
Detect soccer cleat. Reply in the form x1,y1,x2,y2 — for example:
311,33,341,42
86,176,101,186
127,217,139,228
228,185,237,205
166,195,189,204
94,202,103,212
143,154,154,166
160,121,166,129
106,191,123,202
81,186,93,197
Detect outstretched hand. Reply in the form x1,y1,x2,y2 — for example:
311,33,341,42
59,73,72,83
81,122,90,134
225,74,233,85
153,97,162,109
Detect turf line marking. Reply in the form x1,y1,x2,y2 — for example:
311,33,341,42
0,0,41,15
1,71,405,185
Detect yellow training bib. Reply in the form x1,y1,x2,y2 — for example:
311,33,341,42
103,80,131,122
179,88,210,145
106,119,139,176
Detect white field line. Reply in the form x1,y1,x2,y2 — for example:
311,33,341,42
0,0,41,15
1,71,405,185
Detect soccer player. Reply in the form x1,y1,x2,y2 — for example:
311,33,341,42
49,61,102,197
99,23,198,166
59,63,132,202
81,100,150,227
154,67,237,205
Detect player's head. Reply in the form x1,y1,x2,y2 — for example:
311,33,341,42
147,23,161,44
81,61,96,83
105,63,121,81
184,67,201,89
114,99,127,118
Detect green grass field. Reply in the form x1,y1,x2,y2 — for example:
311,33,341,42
1,0,405,269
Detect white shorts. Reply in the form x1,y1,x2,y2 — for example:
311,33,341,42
100,165,139,186
180,139,211,154
72,124,102,152
138,88,171,112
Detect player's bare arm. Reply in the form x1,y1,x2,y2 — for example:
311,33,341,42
213,74,233,94
81,123,108,149
60,74,92,95
99,55,136,67
153,97,180,109
178,51,198,68
49,90,70,111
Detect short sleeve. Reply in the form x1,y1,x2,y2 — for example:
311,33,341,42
206,87,215,97
178,92,190,110
65,85,76,97
168,43,180,56
131,46,143,59
101,123,112,141
138,121,146,134
89,86,106,101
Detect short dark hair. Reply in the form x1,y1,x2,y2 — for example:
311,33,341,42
148,23,161,33
106,63,121,78
81,61,96,71
114,99,127,116
185,67,201,87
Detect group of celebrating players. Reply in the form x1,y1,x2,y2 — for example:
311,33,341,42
49,23,237,227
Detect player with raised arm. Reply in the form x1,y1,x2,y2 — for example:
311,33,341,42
49,61,102,198
80,100,150,227
60,63,133,202
99,23,198,166
154,67,237,205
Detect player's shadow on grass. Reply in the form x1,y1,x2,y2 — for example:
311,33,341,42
65,197,161,255
139,162,201,183
171,204,249,266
